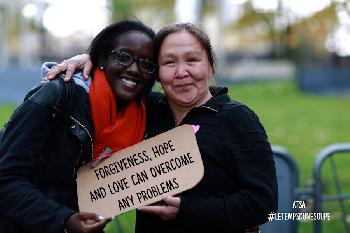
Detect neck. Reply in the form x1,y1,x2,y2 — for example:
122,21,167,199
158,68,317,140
116,99,126,111
169,90,212,125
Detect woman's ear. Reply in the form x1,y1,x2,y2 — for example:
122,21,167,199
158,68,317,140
98,62,105,70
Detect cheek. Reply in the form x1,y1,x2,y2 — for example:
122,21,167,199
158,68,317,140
158,67,174,83
105,72,116,87
191,65,211,81
141,74,153,83
105,66,120,82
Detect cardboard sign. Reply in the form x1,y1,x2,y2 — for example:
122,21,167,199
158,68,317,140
77,124,204,217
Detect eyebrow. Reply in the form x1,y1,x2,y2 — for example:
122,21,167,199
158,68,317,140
160,50,202,58
114,48,154,59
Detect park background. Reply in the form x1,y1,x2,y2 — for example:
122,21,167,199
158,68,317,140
0,0,349,232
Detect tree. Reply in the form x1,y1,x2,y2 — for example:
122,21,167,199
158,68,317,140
108,0,175,27
227,0,344,64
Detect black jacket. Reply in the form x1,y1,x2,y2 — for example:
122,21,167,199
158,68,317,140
136,87,278,233
0,80,94,233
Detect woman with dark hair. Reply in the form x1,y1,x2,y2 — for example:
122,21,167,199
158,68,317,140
0,20,156,233
136,22,277,233
45,22,277,233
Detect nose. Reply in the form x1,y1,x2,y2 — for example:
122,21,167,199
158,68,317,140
126,60,141,75
174,63,189,79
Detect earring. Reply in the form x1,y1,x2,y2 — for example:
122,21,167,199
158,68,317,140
100,66,104,70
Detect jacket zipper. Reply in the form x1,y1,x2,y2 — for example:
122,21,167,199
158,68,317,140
70,116,94,178
169,108,178,126
177,105,219,126
201,106,218,112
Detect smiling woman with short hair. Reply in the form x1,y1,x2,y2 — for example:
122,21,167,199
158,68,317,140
0,20,156,233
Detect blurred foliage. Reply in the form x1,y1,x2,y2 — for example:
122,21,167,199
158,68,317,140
2,0,350,67
2,1,50,60
284,3,339,65
227,0,349,65
108,0,175,27
108,0,218,23
229,0,276,55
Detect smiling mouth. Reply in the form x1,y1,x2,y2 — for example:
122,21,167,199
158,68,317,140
121,77,138,88
175,83,192,88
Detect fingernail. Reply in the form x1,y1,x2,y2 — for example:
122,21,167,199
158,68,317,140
43,77,47,81
98,215,105,220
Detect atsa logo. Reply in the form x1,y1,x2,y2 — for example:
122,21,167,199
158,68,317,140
292,201,306,209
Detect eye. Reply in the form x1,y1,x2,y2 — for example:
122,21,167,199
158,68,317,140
115,51,132,63
138,59,157,73
188,57,200,62
163,60,175,66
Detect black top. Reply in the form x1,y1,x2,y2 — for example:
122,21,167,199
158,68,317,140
0,80,93,233
136,87,278,233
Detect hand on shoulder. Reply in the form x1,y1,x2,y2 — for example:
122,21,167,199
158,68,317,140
45,54,92,81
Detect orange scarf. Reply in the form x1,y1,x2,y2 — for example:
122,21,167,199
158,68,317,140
89,68,146,158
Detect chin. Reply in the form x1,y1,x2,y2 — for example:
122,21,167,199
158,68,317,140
178,95,197,104
175,98,196,106
115,89,141,102
115,93,135,103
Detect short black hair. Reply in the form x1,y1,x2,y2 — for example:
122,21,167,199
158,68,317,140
154,22,216,75
88,20,156,95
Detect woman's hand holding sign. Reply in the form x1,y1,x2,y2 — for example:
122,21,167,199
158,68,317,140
138,195,180,221
65,212,111,233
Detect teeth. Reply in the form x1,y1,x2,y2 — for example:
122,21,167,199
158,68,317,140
121,78,137,87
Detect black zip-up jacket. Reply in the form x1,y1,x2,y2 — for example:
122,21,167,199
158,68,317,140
0,80,94,233
136,87,278,233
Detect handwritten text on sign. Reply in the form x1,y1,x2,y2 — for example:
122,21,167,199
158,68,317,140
76,125,204,217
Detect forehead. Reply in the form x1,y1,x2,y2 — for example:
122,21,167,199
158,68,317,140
112,31,154,53
162,31,203,47
160,31,204,53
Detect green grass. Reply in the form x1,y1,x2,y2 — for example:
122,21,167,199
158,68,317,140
0,104,16,128
1,80,349,232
